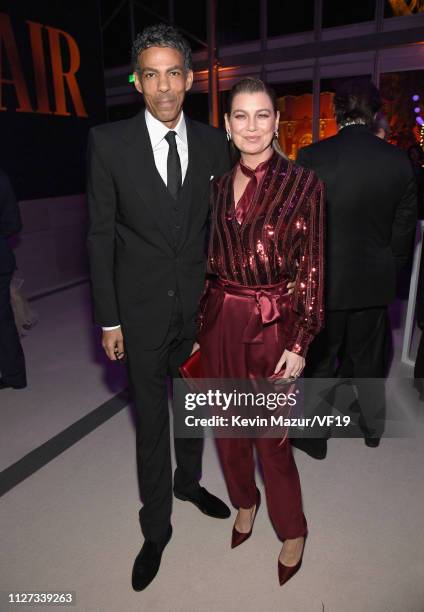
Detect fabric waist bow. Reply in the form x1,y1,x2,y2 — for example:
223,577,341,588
213,277,291,344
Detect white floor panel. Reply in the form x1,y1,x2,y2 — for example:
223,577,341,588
0,284,127,470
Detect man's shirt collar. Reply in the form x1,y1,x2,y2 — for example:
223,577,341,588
145,109,187,149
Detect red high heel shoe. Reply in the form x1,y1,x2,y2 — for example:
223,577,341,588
278,536,306,586
231,488,261,549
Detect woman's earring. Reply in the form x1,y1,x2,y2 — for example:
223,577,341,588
274,129,279,139
226,131,231,141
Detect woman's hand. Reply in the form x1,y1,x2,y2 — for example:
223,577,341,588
287,281,295,295
274,349,305,378
190,341,200,355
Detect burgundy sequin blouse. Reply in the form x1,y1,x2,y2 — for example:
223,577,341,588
207,151,325,356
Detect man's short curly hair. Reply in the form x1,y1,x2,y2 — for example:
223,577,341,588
131,24,192,74
333,78,382,128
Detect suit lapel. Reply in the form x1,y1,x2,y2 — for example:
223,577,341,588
176,118,213,252
120,111,175,249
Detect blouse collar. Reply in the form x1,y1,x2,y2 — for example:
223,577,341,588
239,149,276,179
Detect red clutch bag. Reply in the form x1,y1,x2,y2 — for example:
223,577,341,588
179,349,204,379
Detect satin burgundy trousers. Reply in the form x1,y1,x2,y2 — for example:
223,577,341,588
199,278,307,540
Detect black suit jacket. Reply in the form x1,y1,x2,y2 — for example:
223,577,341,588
417,238,424,328
0,169,22,275
297,125,417,310
86,111,230,348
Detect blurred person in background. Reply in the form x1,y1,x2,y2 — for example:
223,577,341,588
373,112,390,140
0,169,26,390
408,144,424,219
414,242,424,399
295,78,417,457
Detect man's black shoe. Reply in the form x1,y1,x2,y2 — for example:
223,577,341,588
174,486,231,519
0,378,26,390
358,417,381,448
290,437,327,460
131,525,172,591
364,436,381,448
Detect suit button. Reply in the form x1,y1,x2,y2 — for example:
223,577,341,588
175,225,181,230
168,289,175,297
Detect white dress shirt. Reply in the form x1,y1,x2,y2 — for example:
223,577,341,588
103,109,188,331
145,108,188,185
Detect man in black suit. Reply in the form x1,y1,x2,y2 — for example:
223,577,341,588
0,169,26,390
294,78,417,457
87,25,231,591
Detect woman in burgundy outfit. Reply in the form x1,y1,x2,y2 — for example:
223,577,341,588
197,78,325,585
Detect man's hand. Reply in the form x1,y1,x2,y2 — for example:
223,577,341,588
102,328,125,361
287,281,295,295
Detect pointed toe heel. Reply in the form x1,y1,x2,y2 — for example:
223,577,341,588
231,488,261,549
278,557,302,586
278,535,306,586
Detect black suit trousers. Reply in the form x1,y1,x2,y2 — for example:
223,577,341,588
0,272,26,386
124,295,203,544
304,307,388,437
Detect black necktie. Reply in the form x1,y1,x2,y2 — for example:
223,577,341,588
165,131,182,199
